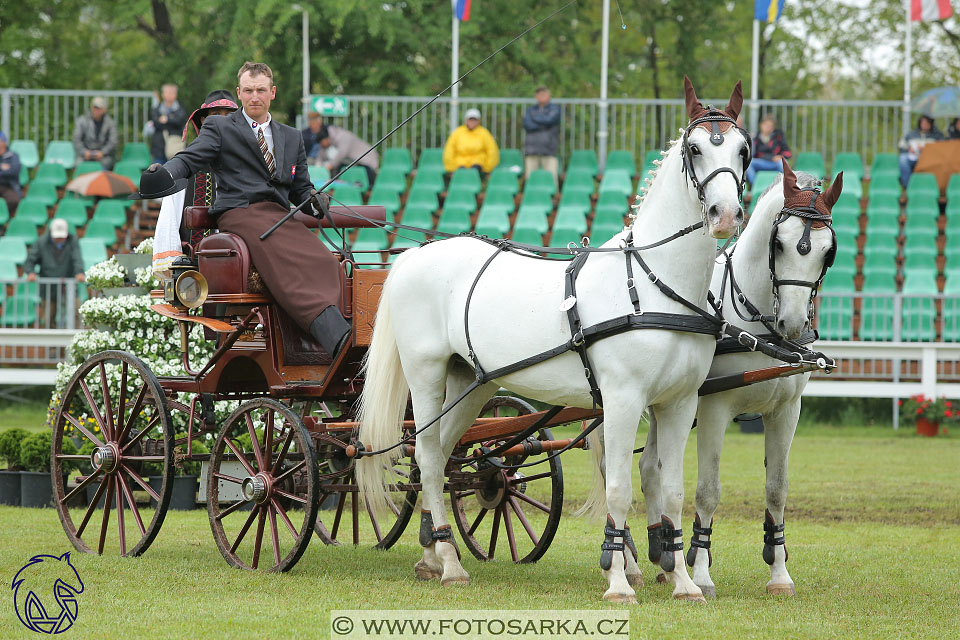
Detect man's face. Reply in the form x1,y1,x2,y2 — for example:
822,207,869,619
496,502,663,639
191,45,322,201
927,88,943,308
759,119,775,136
309,119,323,133
466,117,479,130
0,140,7,154
920,117,932,132
91,106,106,121
161,85,178,103
536,90,550,106
237,72,277,121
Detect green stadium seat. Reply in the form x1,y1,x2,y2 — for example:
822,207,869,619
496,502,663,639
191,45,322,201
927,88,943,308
72,161,104,179
410,169,444,195
793,152,825,179
0,199,8,226
309,165,331,189
861,268,897,293
2,282,39,327
475,203,511,235
330,184,364,206
821,268,855,293
511,227,543,245
865,199,900,235
605,151,636,176
750,170,779,194
598,169,633,198
862,230,898,259
816,295,854,340
562,168,595,197
831,192,861,219
120,143,151,170
381,148,412,175
14,200,49,226
23,183,59,208
390,231,426,250
43,141,76,169
19,165,29,186
92,200,128,228
567,150,598,176
487,168,519,196
417,148,444,172
112,160,142,188
591,220,625,240
832,249,857,273
832,152,864,182
558,191,590,212
643,149,662,165
0,237,28,264
483,189,515,211
902,234,938,259
832,228,859,254
525,170,557,196
54,199,89,227
901,295,938,342
905,194,939,224
943,301,960,342
868,175,902,201
400,204,434,229
513,205,548,234
521,190,553,210
870,153,899,178
903,252,936,270
448,168,482,196
78,238,108,269
859,297,894,341
80,219,118,248
946,243,960,269
372,167,406,195
444,189,477,213
367,187,401,220
32,163,68,188
553,206,588,235
0,256,17,281
436,208,472,234
947,174,960,202
353,228,389,252
907,172,939,199
405,187,439,214
902,268,938,293
595,191,628,225
339,166,371,191
549,227,588,251
498,149,524,171
11,140,39,169
832,216,858,237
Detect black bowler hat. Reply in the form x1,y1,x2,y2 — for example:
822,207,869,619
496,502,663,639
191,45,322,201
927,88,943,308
129,166,188,200
183,89,239,139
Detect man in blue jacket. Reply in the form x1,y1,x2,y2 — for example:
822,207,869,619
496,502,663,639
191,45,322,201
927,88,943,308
522,87,561,186
0,131,21,214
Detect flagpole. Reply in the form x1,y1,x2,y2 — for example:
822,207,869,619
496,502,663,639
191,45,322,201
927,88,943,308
903,1,912,135
598,0,610,173
750,17,760,134
451,11,460,133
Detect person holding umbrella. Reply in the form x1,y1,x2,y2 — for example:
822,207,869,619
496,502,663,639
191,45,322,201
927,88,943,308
898,115,944,188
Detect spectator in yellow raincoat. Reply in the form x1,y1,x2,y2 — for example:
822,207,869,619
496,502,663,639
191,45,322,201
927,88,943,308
442,108,499,175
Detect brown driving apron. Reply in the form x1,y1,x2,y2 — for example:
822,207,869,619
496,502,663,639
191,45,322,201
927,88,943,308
217,202,341,331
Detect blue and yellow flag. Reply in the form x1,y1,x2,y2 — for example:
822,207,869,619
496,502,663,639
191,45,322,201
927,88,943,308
754,0,785,22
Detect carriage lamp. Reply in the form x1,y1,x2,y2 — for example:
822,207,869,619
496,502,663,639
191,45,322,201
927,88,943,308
164,256,209,310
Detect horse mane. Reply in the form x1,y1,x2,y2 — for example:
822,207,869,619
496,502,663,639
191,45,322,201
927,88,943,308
630,131,684,220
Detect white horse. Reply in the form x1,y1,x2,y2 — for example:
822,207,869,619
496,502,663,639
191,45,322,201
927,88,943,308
357,77,749,603
640,161,843,598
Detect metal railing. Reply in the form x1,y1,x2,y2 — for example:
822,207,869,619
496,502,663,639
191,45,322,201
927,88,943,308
1,277,83,330
336,96,903,169
0,89,154,157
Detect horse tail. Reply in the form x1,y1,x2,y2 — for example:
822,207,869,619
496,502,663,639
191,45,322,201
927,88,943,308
356,273,410,514
575,428,608,519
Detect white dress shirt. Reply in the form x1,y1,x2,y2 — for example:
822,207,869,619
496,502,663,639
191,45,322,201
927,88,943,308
242,109,274,159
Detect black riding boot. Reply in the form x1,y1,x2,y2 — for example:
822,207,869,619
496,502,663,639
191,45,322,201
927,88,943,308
309,306,351,357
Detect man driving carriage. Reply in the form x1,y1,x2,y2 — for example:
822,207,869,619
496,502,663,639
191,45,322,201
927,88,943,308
140,61,351,359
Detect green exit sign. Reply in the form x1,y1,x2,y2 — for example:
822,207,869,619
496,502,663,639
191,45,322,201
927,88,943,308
311,95,349,116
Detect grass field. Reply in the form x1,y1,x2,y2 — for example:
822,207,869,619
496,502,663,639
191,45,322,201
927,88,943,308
0,422,958,639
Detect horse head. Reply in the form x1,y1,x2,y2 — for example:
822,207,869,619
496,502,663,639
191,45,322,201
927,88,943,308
769,161,842,339
682,76,749,239
12,552,84,633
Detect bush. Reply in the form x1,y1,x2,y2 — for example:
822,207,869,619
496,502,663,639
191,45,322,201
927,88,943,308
0,428,29,469
20,431,52,472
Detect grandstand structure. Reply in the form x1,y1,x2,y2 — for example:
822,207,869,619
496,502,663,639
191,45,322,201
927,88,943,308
2,93,959,424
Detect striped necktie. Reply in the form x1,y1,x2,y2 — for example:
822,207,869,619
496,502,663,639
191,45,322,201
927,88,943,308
257,125,276,176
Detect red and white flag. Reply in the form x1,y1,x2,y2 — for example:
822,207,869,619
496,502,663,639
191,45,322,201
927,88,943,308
911,0,953,21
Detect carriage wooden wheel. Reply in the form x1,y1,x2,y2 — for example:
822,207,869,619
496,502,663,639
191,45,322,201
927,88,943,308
52,351,175,557
449,396,565,564
206,398,319,572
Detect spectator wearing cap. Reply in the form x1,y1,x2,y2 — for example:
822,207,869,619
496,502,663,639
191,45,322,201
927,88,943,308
314,117,379,188
24,218,85,328
73,96,118,169
146,83,188,163
302,111,326,164
443,108,499,176
0,131,22,214
522,86,561,185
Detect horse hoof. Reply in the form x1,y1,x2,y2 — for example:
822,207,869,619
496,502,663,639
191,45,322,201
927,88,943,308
674,592,707,603
602,591,638,604
766,583,796,596
441,575,470,587
414,561,441,581
698,585,716,599
655,572,668,584
626,573,644,588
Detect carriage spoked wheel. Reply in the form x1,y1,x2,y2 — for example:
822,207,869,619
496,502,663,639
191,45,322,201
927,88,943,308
207,398,319,572
311,431,418,550
449,396,564,564
52,351,175,557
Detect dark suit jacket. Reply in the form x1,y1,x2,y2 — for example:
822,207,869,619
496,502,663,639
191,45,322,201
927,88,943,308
164,109,312,215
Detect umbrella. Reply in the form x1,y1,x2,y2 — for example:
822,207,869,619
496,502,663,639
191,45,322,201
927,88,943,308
910,86,960,118
65,170,137,197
